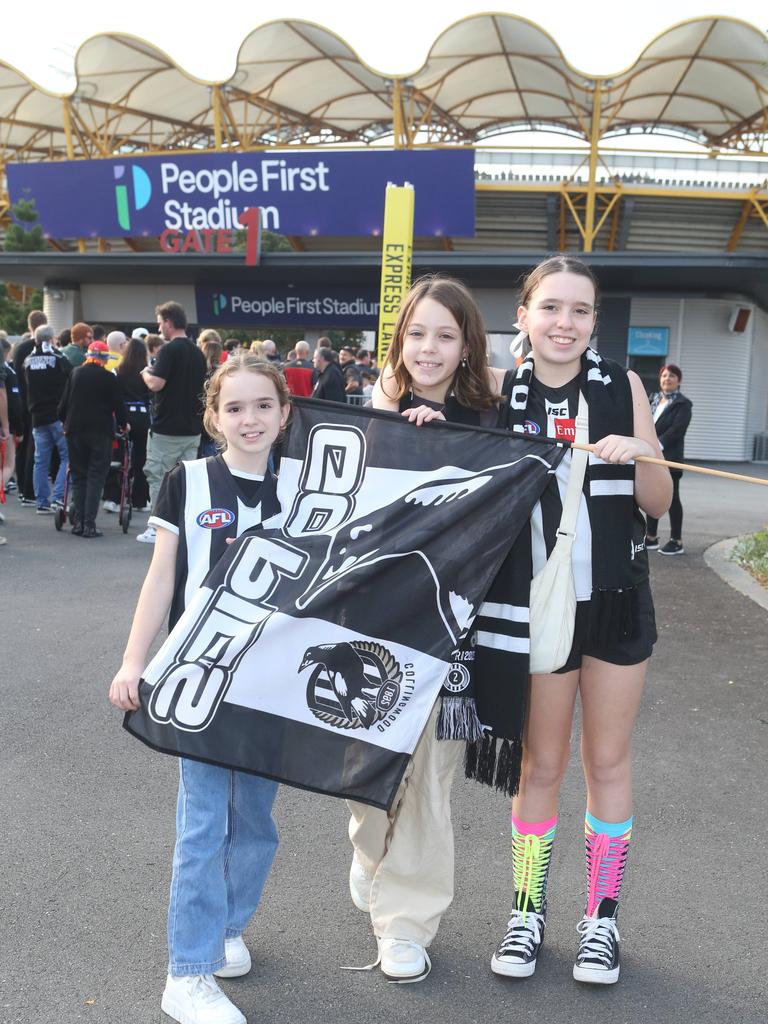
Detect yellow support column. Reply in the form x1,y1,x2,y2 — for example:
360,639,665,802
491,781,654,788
727,201,752,252
392,80,409,150
583,83,602,253
751,198,768,232
376,183,415,365
212,86,224,150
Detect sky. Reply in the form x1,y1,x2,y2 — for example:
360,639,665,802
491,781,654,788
2,0,766,92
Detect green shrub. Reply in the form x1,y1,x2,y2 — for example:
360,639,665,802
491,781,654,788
732,527,768,588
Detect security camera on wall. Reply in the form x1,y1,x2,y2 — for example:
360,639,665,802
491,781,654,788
728,307,751,334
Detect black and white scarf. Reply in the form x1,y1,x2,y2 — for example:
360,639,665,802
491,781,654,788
443,347,642,796
650,388,680,415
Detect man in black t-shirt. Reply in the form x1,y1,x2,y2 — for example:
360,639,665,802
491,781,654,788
138,301,207,544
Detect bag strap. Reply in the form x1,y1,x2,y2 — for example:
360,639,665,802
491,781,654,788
556,390,588,539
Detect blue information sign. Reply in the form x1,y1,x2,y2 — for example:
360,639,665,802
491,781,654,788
196,284,380,328
627,326,669,356
7,150,475,239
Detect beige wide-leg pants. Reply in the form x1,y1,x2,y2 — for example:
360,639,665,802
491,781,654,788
347,702,464,947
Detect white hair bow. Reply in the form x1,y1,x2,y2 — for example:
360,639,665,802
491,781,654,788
509,322,530,359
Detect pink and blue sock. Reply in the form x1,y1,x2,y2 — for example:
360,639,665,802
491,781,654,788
584,811,633,916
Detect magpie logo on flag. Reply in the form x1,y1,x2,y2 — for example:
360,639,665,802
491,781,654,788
299,640,405,731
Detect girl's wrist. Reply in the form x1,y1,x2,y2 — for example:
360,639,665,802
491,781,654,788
121,652,146,671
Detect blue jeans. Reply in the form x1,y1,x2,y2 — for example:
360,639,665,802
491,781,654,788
32,421,68,508
168,758,279,976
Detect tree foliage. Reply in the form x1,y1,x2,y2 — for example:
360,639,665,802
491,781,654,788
0,283,44,334
4,197,47,252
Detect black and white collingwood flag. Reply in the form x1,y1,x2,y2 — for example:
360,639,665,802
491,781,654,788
124,399,564,809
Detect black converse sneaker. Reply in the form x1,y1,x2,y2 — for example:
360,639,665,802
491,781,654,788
573,897,620,984
491,895,546,978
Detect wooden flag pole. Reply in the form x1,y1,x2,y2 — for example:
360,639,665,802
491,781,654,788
570,444,768,487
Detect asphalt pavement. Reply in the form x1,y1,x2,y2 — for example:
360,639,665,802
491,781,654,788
1,461,766,1024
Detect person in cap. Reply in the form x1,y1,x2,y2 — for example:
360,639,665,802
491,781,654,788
58,340,128,537
132,327,150,342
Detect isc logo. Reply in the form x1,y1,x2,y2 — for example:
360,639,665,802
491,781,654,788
196,508,235,529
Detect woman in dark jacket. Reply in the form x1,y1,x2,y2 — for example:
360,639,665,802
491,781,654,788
645,363,692,555
114,338,151,511
58,341,128,537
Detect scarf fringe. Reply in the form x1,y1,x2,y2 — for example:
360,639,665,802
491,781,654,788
464,734,523,797
588,587,639,646
436,696,485,742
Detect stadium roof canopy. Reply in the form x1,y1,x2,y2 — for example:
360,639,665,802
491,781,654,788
1,15,767,158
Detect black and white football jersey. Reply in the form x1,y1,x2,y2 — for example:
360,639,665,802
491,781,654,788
150,455,281,628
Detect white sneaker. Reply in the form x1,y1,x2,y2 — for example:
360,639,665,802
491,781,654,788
573,899,621,985
379,938,430,981
161,974,245,1024
136,526,157,544
213,936,251,979
103,500,119,513
491,907,546,978
349,853,373,912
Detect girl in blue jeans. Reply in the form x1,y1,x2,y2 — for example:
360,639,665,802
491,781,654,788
110,356,290,1024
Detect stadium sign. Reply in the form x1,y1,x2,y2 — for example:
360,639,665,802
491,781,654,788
196,284,380,327
7,150,475,239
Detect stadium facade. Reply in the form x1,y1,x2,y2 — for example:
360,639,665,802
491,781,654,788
1,15,767,461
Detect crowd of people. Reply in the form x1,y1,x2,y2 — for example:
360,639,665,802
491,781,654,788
0,307,376,546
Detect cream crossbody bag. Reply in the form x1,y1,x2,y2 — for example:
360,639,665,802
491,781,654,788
528,392,589,674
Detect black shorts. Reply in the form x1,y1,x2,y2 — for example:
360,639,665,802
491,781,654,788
554,579,657,674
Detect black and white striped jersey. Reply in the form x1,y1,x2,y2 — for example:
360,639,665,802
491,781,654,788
523,375,648,600
524,375,594,599
149,455,280,628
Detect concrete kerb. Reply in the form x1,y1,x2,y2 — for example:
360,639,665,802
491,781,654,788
703,536,768,614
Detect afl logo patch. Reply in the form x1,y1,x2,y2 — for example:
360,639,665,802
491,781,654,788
196,508,235,529
523,420,540,435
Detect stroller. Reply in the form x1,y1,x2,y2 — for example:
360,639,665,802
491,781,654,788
55,430,133,534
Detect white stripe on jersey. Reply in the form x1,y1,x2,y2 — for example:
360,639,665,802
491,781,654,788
236,495,264,533
589,452,635,467
150,516,179,536
531,449,593,600
475,630,530,654
590,480,634,497
183,459,214,613
479,601,529,622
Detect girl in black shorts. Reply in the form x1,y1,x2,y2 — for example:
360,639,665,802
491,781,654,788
490,256,671,985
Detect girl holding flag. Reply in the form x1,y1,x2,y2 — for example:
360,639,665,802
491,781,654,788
487,256,670,985
354,274,500,982
374,257,671,986
109,355,290,1024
